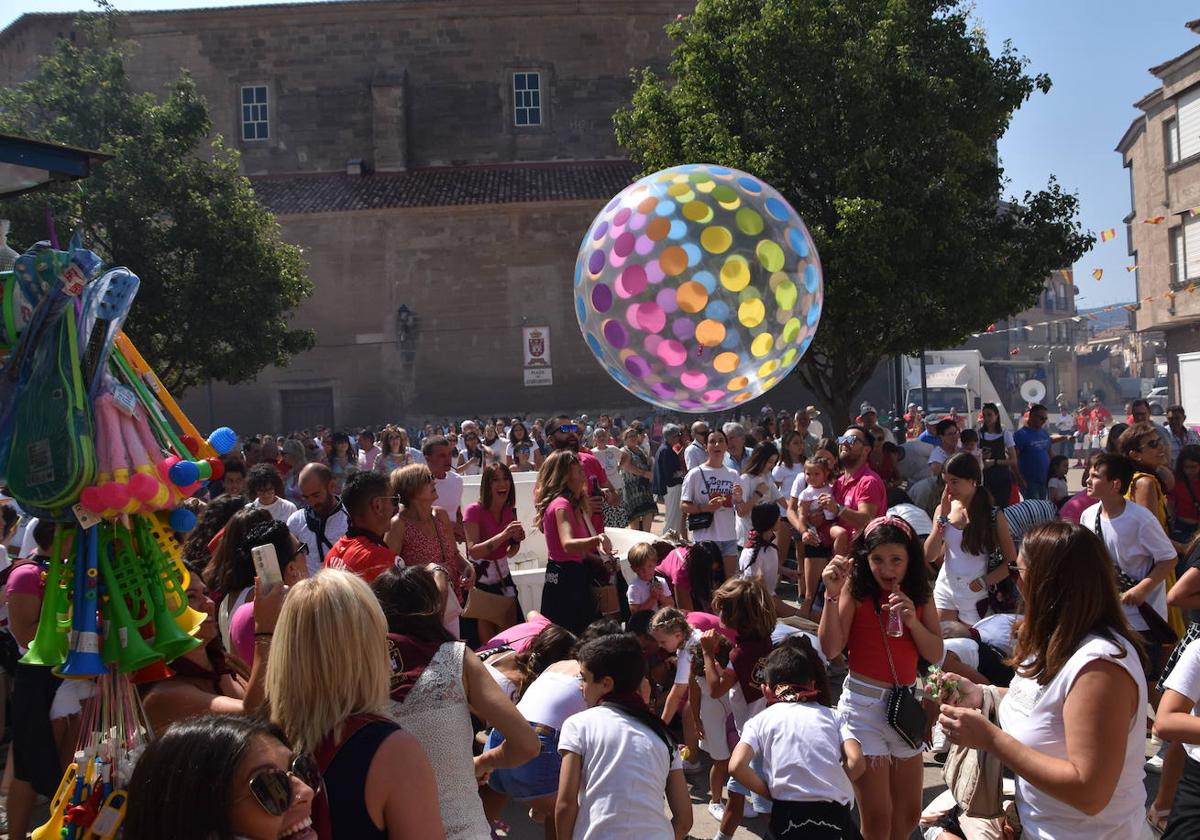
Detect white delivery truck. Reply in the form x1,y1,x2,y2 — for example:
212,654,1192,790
1179,352,1200,423
902,350,1013,430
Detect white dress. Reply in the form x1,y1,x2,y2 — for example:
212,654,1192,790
387,641,490,840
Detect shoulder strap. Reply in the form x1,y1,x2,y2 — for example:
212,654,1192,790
311,714,394,840
874,607,903,687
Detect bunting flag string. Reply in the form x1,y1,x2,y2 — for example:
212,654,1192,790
967,280,1198,339
1099,228,1117,242
1092,268,1104,280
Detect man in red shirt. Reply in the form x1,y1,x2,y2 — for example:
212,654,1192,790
549,413,618,533
324,470,400,583
818,425,888,554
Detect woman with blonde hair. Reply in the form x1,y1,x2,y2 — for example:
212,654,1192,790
386,463,473,637
266,569,443,839
535,450,611,635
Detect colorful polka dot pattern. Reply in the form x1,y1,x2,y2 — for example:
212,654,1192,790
574,164,823,412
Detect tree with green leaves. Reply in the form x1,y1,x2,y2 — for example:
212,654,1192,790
614,0,1093,424
0,8,312,394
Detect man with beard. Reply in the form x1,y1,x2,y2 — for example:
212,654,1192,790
550,414,619,533
819,425,887,555
287,463,349,574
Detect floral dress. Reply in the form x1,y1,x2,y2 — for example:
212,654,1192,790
622,445,657,521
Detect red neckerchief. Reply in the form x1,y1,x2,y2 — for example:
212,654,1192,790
386,633,445,703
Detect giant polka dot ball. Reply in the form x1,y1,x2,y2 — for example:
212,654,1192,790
574,164,823,412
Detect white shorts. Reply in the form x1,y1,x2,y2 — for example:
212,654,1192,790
942,636,980,671
934,568,986,620
836,676,923,759
697,689,733,761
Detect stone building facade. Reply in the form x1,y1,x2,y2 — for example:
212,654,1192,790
3,2,857,432
1117,17,1200,400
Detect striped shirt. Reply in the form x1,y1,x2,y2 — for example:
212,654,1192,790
1002,499,1059,546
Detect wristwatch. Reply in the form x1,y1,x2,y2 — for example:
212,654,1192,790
936,514,951,528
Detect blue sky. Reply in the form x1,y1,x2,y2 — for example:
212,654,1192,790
3,0,1197,306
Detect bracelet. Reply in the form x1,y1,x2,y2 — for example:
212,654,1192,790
825,593,839,604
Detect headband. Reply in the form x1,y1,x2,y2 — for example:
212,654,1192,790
863,515,915,541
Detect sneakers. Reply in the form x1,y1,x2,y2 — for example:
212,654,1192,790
706,802,725,821
930,722,950,764
1146,753,1165,774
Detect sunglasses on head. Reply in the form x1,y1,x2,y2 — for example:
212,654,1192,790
239,753,322,816
557,424,579,434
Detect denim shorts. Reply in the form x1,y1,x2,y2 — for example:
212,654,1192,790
485,724,561,800
714,539,738,557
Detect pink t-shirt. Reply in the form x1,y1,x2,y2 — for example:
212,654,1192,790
656,547,691,596
543,496,587,563
6,562,44,598
577,451,608,533
1058,491,1092,524
230,600,256,668
687,610,737,643
464,502,517,563
833,463,887,538
479,615,552,653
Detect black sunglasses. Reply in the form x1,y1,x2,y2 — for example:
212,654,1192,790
237,754,323,816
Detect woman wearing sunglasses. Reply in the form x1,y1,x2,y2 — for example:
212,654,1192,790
1120,422,1173,532
267,570,443,839
125,714,318,840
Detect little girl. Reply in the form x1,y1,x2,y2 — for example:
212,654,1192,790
557,634,692,840
729,635,863,839
627,542,675,613
817,516,942,840
739,504,798,619
1047,454,1070,508
793,456,837,618
699,576,778,840
689,630,735,822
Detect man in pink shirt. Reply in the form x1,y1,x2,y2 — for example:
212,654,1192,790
817,424,888,554
549,414,618,533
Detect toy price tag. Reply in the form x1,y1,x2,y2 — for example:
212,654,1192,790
59,263,88,297
111,384,138,416
72,503,102,530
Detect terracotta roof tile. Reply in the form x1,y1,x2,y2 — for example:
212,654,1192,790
250,160,639,214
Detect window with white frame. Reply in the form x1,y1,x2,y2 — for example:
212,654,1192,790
1177,86,1200,161
241,85,269,141
513,72,542,126
1166,118,1181,165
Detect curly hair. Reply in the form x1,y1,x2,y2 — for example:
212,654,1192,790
534,450,584,533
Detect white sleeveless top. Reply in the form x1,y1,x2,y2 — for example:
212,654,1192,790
387,641,490,840
517,668,587,730
997,633,1150,839
942,524,988,579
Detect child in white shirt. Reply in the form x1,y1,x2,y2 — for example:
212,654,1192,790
1048,455,1070,507
729,635,863,840
557,634,693,840
796,457,837,551
626,542,674,613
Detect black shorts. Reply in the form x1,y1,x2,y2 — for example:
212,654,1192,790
540,561,595,636
1139,630,1166,683
0,628,21,675
11,662,62,796
1165,755,1200,839
769,800,861,840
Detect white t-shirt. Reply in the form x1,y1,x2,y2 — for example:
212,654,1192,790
1048,477,1069,504
673,627,705,686
17,516,38,560
738,542,779,592
797,484,837,522
735,473,782,544
739,702,855,805
483,438,508,465
286,505,349,575
681,465,739,543
1164,638,1200,762
558,705,683,840
627,574,671,609
928,446,957,468
1082,501,1176,632
683,441,708,471
770,623,829,664
434,470,465,519
591,446,626,491
980,429,1016,449
788,471,808,501
248,496,298,523
998,634,1149,839
771,462,804,507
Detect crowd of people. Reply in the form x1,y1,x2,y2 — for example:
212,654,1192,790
3,398,1200,839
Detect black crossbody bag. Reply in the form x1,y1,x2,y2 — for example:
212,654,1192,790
686,468,716,531
877,607,926,750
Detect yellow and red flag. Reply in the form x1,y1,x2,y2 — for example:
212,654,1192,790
1099,228,1117,242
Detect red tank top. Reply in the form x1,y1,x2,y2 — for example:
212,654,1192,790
846,596,923,684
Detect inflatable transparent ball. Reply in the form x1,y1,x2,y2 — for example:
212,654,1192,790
574,164,823,413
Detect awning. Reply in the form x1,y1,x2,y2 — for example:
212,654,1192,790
0,133,111,199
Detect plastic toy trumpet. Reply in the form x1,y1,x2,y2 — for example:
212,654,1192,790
22,525,74,669
31,760,77,840
58,526,106,678
98,526,162,674
138,513,206,635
